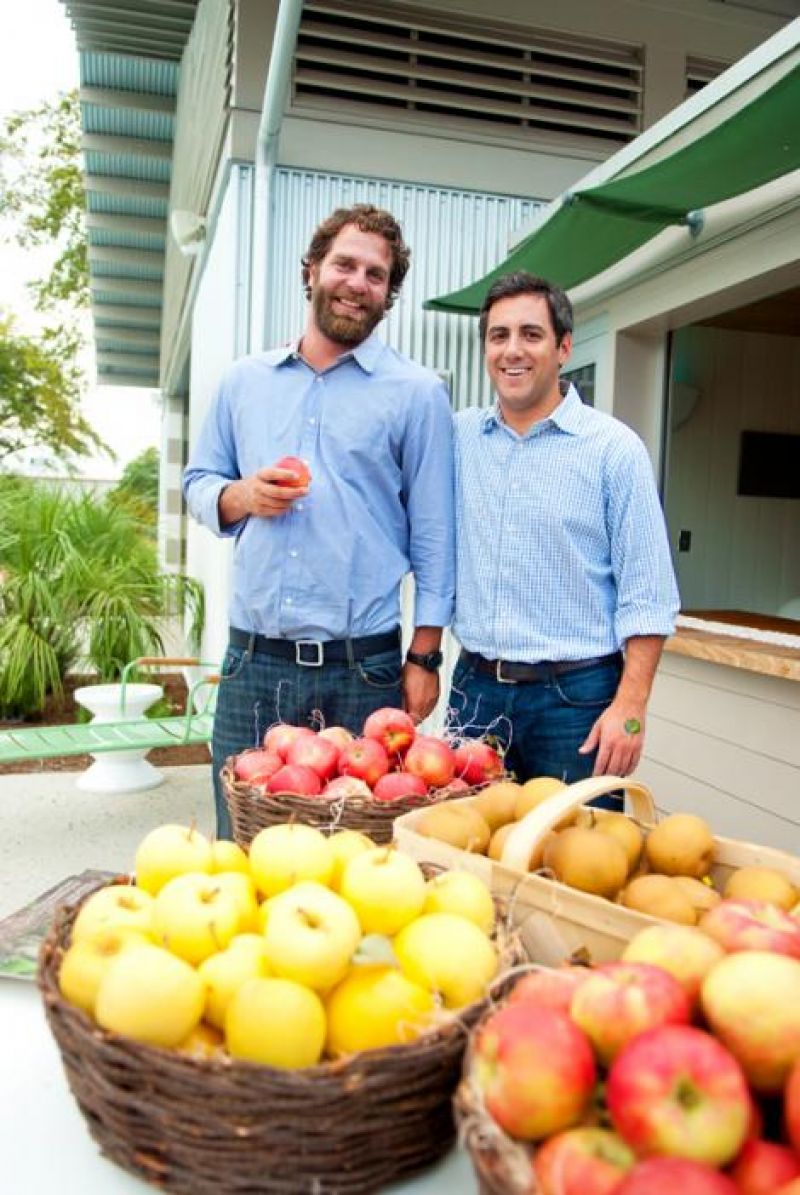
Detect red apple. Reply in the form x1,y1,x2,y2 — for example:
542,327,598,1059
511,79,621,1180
786,1055,800,1153
509,965,592,1015
570,961,691,1065
615,1157,739,1194
701,951,800,1093
337,737,390,788
371,772,428,803
404,735,456,788
607,1024,751,1167
273,455,311,487
321,775,373,801
232,748,283,784
729,1138,800,1193
700,900,800,959
262,723,315,760
453,739,505,785
472,1001,596,1141
265,763,322,797
362,707,416,758
432,777,471,797
318,726,354,751
776,1182,800,1195
621,923,725,1008
286,733,340,781
533,1126,635,1195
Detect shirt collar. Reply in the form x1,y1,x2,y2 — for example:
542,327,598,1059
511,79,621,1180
480,381,586,436
262,330,384,374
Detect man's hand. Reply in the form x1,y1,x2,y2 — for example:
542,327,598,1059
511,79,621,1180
402,661,440,725
579,699,645,777
219,467,309,525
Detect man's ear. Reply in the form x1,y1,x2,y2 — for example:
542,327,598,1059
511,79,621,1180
558,332,573,367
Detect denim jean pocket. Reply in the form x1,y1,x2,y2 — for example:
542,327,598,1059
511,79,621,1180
221,645,250,681
551,662,620,709
356,649,403,690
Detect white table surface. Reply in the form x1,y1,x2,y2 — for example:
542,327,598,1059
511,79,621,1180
3,980,477,1194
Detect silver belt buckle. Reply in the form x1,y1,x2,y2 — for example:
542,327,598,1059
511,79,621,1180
295,639,324,667
496,659,517,684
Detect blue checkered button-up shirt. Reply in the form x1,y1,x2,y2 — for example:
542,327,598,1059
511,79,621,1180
452,384,679,662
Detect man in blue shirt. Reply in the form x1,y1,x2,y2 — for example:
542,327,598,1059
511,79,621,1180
184,205,455,837
449,272,679,794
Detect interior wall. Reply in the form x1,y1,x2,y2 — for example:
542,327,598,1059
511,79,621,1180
665,323,800,615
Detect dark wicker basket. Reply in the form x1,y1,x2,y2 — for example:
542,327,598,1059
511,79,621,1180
222,760,475,848
39,885,523,1194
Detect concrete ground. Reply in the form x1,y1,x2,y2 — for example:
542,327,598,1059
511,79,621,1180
0,764,215,920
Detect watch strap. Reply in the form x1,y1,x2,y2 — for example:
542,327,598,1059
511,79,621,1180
406,649,443,673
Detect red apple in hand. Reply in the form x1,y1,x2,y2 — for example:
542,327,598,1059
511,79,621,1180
338,737,390,788
453,739,505,785
404,736,456,788
286,733,340,781
265,763,322,797
570,960,691,1065
615,1157,739,1194
363,707,416,758
233,748,283,784
262,723,315,760
472,1002,596,1141
729,1139,800,1194
371,772,427,802
273,455,311,488
607,1024,751,1167
700,899,800,959
533,1127,634,1195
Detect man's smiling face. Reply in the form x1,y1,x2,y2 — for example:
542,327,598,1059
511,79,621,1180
484,292,572,428
308,224,392,347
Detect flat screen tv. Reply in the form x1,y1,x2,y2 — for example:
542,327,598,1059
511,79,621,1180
737,430,800,499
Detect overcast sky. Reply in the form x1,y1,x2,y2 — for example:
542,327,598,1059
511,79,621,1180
0,0,161,479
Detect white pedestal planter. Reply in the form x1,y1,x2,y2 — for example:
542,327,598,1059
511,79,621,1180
73,683,165,794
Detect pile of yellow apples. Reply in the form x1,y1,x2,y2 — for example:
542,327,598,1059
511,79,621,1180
57,823,501,1069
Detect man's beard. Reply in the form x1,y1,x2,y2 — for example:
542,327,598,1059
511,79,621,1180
312,286,386,346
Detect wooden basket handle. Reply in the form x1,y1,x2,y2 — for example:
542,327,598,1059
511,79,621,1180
500,776,657,872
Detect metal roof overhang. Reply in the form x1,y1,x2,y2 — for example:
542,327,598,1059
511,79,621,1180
426,53,800,314
61,0,199,387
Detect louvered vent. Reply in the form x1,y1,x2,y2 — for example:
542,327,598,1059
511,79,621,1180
686,55,729,98
293,2,644,150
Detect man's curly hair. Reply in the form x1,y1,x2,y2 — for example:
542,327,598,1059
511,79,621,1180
301,204,411,309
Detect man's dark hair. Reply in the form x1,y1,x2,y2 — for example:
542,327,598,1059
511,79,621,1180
478,272,573,345
301,204,411,309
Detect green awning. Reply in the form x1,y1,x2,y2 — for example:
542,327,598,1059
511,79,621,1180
426,62,800,314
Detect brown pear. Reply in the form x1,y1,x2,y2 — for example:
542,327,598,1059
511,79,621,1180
645,813,715,879
514,776,572,828
672,875,722,914
723,866,797,911
415,804,491,854
471,781,523,832
577,809,644,876
621,874,697,925
543,827,628,899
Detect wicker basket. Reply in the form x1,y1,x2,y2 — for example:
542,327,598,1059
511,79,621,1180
39,884,523,1194
455,1060,539,1195
222,759,475,848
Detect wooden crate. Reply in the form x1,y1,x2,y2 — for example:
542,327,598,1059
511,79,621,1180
393,775,800,964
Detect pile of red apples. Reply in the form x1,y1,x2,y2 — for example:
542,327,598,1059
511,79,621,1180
232,707,505,803
467,911,800,1194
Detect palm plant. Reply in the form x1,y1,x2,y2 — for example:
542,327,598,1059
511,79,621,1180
0,476,204,717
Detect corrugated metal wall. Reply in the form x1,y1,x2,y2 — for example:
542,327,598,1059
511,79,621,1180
268,169,541,410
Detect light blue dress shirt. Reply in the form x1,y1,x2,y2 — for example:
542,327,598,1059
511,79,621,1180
453,384,680,662
183,332,455,640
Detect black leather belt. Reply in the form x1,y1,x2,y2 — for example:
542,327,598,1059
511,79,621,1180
461,649,622,685
229,626,401,667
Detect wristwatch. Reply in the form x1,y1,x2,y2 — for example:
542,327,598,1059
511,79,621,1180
405,649,444,673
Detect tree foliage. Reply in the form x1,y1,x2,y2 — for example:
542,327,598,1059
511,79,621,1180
109,447,160,532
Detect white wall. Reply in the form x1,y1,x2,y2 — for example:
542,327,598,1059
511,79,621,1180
666,324,800,615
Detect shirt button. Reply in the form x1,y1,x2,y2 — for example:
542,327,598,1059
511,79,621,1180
290,550,298,558
308,417,316,425
285,597,293,605
296,502,304,511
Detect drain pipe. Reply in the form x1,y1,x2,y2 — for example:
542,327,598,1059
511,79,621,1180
249,0,304,354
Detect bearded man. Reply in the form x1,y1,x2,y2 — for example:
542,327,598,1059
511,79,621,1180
184,205,454,838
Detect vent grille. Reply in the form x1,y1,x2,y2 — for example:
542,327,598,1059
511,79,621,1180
293,2,644,150
686,55,729,98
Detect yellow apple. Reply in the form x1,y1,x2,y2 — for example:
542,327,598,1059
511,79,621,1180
227,933,271,968
394,912,499,1008
210,839,250,875
209,871,259,932
339,848,426,935
225,976,326,1068
135,823,214,895
248,823,334,898
423,870,495,934
325,963,436,1055
328,829,375,891
198,942,271,1029
58,927,153,1016
95,943,205,1047
71,883,154,943
152,872,241,965
263,884,360,991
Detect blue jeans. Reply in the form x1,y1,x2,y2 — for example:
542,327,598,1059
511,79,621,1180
212,641,404,838
448,653,624,810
